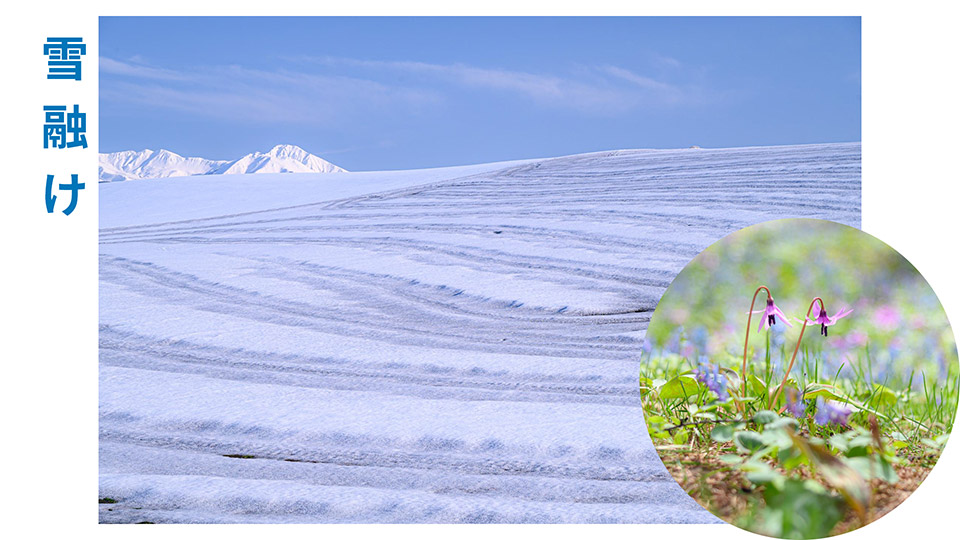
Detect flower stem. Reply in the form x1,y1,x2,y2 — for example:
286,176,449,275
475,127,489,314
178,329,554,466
770,297,823,409
741,286,772,408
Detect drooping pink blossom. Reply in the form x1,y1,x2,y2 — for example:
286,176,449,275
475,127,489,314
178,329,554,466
753,297,794,332
802,306,853,337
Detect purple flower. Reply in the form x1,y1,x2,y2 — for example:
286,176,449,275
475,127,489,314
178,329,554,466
753,297,794,332
695,359,729,402
802,305,853,337
813,397,854,426
785,388,806,418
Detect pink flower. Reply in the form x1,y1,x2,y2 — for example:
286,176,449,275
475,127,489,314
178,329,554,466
848,330,868,347
872,305,900,331
753,297,793,332
802,306,853,337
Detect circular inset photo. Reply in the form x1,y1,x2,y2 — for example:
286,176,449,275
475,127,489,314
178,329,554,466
639,219,958,538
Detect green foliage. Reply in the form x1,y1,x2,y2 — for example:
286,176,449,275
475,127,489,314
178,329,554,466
754,410,780,425
734,431,765,453
657,375,703,400
753,479,845,540
641,341,953,538
711,424,735,443
639,219,959,537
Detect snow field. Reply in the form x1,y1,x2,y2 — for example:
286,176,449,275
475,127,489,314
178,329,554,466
99,143,860,522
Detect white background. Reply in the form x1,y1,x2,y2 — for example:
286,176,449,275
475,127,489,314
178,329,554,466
1,2,957,539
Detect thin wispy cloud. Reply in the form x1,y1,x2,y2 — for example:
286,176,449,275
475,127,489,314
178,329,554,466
598,65,675,92
100,58,440,124
303,55,698,112
650,53,683,69
100,57,189,81
101,54,707,125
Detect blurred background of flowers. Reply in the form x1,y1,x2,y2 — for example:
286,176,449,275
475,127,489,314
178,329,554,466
644,219,957,391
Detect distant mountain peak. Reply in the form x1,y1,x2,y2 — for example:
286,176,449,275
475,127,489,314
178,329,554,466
99,145,346,182
267,143,306,156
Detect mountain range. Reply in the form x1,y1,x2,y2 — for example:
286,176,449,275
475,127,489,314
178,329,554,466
99,144,346,182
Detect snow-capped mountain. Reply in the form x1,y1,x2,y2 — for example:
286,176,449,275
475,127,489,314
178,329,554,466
217,144,346,175
98,149,229,183
99,144,346,182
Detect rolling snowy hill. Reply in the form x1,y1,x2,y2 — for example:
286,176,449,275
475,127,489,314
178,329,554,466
99,143,861,523
99,144,346,182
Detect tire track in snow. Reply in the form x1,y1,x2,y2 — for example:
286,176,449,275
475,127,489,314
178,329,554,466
100,255,644,360
100,327,643,407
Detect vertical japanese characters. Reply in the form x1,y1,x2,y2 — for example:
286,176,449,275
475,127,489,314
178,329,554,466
42,36,87,216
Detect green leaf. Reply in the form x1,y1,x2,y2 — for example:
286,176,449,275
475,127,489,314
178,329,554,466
803,383,847,401
719,366,742,387
788,432,870,522
711,424,735,443
740,460,784,486
845,434,873,457
849,434,874,449
766,417,799,431
748,373,768,397
777,445,807,470
846,455,898,483
760,479,845,539
877,455,900,483
845,456,877,481
761,428,793,449
868,384,898,408
753,410,780,425
921,437,943,449
734,430,765,453
658,375,703,400
828,433,850,453
719,454,743,465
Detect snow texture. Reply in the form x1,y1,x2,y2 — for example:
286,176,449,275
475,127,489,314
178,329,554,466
99,143,861,523
99,144,345,183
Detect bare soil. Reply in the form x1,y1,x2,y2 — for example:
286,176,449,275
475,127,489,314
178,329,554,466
659,446,933,536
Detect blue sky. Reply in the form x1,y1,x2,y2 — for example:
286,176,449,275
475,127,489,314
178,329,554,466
99,17,860,171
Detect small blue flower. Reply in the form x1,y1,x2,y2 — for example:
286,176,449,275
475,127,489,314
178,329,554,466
785,388,806,418
666,327,682,354
691,327,709,351
695,359,729,402
814,397,854,426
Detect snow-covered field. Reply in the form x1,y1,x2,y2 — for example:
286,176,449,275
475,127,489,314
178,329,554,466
99,143,861,523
